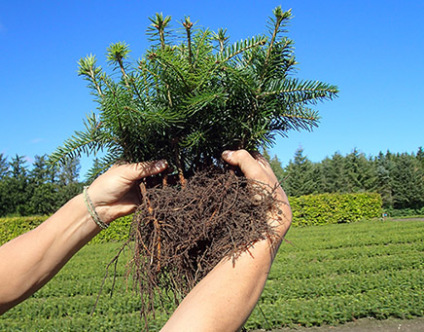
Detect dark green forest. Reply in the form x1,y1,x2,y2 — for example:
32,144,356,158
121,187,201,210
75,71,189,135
265,147,424,216
0,154,83,217
1,147,424,217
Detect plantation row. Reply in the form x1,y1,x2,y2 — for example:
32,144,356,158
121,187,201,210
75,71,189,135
1,218,423,330
247,219,424,328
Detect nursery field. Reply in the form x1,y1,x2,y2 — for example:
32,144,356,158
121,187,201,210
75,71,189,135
0,218,423,331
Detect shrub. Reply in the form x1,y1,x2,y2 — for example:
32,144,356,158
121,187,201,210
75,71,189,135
89,215,132,244
0,215,132,245
0,192,383,244
289,192,382,226
0,216,47,245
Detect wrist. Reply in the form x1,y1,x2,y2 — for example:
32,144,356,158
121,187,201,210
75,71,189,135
83,185,137,224
47,194,102,245
83,186,110,230
268,202,292,238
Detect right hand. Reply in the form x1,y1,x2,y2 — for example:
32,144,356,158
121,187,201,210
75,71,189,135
221,149,292,237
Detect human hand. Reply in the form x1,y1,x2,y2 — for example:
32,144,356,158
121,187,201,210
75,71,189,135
85,160,168,224
221,149,292,236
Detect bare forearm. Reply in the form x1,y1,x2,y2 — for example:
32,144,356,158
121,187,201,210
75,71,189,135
0,160,168,315
0,194,99,313
162,238,280,332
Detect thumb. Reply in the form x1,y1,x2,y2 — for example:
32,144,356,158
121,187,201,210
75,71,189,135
222,150,261,179
123,160,168,181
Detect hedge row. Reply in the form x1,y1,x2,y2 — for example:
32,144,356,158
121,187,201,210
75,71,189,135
0,215,47,246
290,192,382,226
0,215,133,246
0,192,382,245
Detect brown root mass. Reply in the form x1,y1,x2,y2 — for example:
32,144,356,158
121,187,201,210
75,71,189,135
129,168,278,326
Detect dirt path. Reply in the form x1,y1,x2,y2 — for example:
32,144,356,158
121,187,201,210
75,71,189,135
249,317,424,332
389,217,424,222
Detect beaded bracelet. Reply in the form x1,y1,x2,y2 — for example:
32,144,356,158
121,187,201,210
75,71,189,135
83,186,109,230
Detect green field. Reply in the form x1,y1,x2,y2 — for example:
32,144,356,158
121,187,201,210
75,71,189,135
1,219,423,331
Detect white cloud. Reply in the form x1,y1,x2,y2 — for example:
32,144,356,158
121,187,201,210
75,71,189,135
30,138,44,144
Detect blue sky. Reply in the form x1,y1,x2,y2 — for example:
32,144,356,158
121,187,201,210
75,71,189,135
1,1,423,178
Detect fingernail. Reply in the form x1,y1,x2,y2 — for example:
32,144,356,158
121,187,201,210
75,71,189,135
222,150,233,159
155,160,167,170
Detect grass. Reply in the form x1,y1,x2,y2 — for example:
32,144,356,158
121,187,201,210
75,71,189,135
1,218,423,331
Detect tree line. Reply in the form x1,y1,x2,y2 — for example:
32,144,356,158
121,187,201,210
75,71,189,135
1,147,423,217
0,154,82,217
265,147,424,214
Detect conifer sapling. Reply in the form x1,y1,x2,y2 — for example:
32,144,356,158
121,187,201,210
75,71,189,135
51,6,338,327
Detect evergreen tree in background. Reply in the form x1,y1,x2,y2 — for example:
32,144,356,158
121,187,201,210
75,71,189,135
10,155,28,179
269,154,286,183
7,155,30,215
0,155,82,217
344,149,376,193
309,162,323,193
283,148,315,196
262,148,285,183
56,157,83,208
323,152,348,193
374,151,394,208
29,183,58,216
29,155,51,186
0,153,9,179
417,146,424,169
391,153,424,209
58,157,80,186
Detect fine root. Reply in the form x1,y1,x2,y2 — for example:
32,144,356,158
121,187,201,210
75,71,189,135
130,167,280,328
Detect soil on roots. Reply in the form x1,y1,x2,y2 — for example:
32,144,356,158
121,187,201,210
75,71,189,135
129,168,280,327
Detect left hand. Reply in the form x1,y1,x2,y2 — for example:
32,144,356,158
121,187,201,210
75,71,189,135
86,160,168,223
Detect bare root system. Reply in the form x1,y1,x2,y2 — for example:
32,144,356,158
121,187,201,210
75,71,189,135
129,168,278,327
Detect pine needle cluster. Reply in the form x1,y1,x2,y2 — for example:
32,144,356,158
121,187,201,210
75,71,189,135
51,7,338,179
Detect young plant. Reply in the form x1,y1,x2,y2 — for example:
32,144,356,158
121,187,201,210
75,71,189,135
51,7,338,182
51,7,338,329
